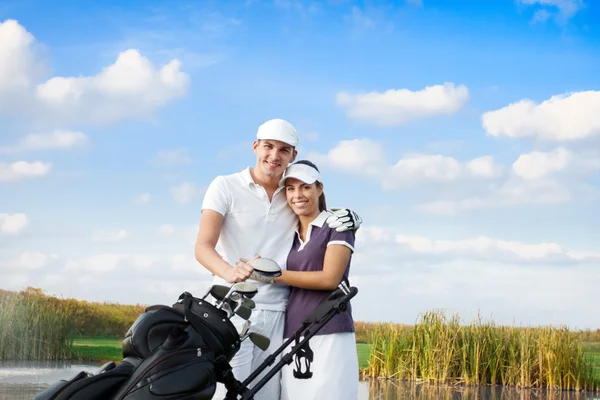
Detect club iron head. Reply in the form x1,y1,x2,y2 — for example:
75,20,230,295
233,304,252,320
247,332,270,351
215,281,259,308
230,293,256,309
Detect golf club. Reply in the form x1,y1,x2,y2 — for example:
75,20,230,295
215,282,258,309
240,332,270,351
240,320,251,337
239,257,282,278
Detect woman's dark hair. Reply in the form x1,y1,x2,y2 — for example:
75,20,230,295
291,160,327,212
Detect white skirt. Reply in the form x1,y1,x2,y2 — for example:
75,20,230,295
281,332,359,400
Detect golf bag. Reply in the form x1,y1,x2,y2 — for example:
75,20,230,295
33,283,358,400
33,293,241,400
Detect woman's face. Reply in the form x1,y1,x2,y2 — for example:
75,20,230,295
285,177,322,218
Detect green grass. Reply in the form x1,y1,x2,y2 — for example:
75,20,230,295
70,337,123,362
357,342,370,369
584,342,600,381
72,338,122,347
72,337,373,370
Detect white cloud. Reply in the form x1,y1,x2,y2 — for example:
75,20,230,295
318,139,503,189
91,229,129,242
0,161,52,182
357,227,600,265
513,147,600,181
517,0,584,23
156,148,192,166
0,251,59,270
467,156,505,179
20,130,88,150
171,182,205,204
131,193,152,204
512,147,571,180
416,177,578,215
324,139,388,174
346,226,600,328
0,130,89,153
415,147,600,214
0,213,28,235
482,91,600,141
336,82,469,126
0,19,45,111
0,19,190,124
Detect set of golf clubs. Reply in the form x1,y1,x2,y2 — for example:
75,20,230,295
200,256,284,352
201,281,269,351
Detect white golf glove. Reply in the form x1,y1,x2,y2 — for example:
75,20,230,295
326,208,362,232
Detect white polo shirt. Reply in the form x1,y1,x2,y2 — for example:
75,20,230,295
201,167,297,311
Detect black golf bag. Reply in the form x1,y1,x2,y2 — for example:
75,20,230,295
33,283,358,400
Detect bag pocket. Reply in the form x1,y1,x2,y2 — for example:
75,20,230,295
115,346,216,400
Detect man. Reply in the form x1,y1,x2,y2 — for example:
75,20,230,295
195,118,361,399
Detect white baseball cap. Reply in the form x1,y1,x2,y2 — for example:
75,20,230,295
278,162,321,187
256,119,299,147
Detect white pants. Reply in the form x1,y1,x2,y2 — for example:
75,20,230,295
281,332,359,400
212,309,285,400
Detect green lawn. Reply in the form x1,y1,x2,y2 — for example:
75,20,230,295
71,337,372,369
583,342,600,381
356,342,370,369
71,337,123,362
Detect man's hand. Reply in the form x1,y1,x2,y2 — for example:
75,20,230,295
326,208,362,232
223,259,255,283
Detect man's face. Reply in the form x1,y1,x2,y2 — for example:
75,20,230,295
253,139,297,179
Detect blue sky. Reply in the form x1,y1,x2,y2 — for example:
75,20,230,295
1,0,599,329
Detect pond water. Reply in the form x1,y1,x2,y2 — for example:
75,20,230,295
1,361,598,400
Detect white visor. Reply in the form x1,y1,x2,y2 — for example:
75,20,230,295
279,163,321,187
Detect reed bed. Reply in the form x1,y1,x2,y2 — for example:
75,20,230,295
363,310,598,392
0,289,73,361
0,287,146,361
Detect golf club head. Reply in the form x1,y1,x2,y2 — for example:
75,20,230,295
248,332,270,351
230,293,256,309
242,298,255,309
249,257,282,278
233,304,252,320
230,282,258,298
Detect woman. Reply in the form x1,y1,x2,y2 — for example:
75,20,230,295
273,160,359,400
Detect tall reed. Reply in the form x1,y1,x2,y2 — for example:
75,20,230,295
0,289,73,361
363,310,599,391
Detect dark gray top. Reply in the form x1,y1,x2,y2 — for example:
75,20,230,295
283,211,355,338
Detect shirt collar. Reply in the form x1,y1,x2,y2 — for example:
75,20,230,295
294,210,331,234
241,167,255,187
310,210,331,228
241,167,285,195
